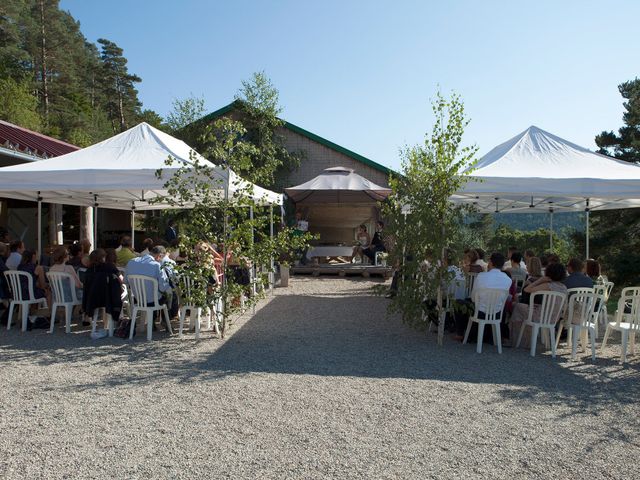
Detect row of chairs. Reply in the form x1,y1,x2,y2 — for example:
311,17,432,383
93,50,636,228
3,270,222,341
461,283,640,363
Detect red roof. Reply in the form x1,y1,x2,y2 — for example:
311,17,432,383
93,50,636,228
0,119,79,158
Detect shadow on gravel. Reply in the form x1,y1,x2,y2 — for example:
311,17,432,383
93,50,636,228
1,289,639,429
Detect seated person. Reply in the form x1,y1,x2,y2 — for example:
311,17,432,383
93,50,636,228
6,240,25,270
424,250,465,329
49,246,83,301
139,238,154,257
125,246,171,308
454,252,512,342
564,258,593,289
509,262,568,348
0,243,10,301
17,249,49,305
83,249,123,325
585,258,607,284
462,248,484,273
363,221,386,263
66,243,85,269
116,236,138,266
351,224,371,262
522,256,543,293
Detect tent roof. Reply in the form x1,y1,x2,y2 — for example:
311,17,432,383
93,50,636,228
453,126,640,213
284,166,392,204
0,123,282,209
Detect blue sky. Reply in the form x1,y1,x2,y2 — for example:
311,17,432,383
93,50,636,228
60,0,638,171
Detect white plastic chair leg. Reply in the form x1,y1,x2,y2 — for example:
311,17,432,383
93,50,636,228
571,325,580,360
601,325,611,350
178,306,186,338
129,308,138,340
21,304,29,332
64,306,72,334
6,302,16,330
194,307,202,340
589,327,596,361
549,328,557,358
476,322,485,354
49,303,59,333
494,324,502,354
621,330,628,364
515,322,525,349
462,320,473,345
530,325,539,357
162,306,173,335
146,311,153,341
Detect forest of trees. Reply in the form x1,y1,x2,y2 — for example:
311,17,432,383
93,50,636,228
0,0,163,147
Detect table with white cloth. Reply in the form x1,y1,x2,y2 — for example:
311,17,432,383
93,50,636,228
306,245,354,260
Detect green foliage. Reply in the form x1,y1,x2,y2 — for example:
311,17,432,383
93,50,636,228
384,92,477,334
232,71,303,189
591,78,640,288
166,95,206,135
154,118,311,337
0,77,42,131
0,2,160,146
485,224,577,262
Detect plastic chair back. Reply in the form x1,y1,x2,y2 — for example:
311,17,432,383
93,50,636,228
567,291,596,327
128,275,160,308
614,287,640,327
529,291,566,326
464,272,477,299
4,270,34,302
472,288,509,322
47,271,78,304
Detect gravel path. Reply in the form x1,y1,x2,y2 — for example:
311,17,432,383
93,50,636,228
0,276,639,479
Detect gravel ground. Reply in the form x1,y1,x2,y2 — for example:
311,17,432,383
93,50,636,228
0,276,639,479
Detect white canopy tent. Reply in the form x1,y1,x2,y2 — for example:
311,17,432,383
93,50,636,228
0,123,282,253
452,126,640,256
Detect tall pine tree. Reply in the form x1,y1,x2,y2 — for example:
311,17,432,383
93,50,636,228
591,78,640,287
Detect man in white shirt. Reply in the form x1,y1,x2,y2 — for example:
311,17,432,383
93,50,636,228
6,240,25,270
455,252,512,341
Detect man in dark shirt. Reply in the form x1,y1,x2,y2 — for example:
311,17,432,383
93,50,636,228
563,258,593,289
165,219,177,243
363,221,386,263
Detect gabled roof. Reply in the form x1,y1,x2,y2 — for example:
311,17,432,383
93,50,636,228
199,101,392,175
0,119,79,159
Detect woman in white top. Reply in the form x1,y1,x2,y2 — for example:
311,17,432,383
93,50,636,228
351,224,371,262
49,246,83,301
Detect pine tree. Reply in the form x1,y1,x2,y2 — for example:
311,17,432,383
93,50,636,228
591,78,640,287
97,38,142,133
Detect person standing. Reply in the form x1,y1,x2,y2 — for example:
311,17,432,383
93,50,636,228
165,219,177,243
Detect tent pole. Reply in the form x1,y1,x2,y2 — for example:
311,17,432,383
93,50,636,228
269,204,274,295
93,195,98,247
585,199,590,259
549,209,554,251
130,206,135,250
36,193,42,261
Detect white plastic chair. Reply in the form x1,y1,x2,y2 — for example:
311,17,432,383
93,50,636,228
127,275,173,341
4,270,48,332
511,271,528,294
464,272,477,299
47,271,82,334
463,287,509,354
556,287,594,349
515,290,566,358
555,291,598,360
601,287,640,363
593,281,614,335
178,275,206,340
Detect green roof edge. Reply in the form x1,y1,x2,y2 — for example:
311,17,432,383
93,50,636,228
198,101,392,175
